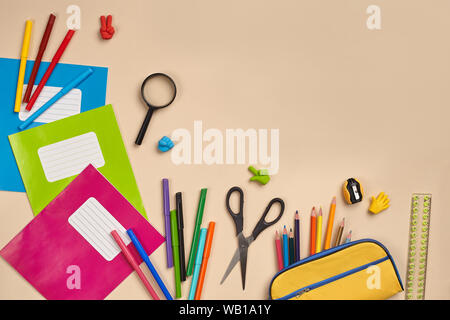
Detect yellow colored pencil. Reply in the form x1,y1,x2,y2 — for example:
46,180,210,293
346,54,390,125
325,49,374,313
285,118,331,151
14,20,33,112
315,207,323,253
324,197,336,250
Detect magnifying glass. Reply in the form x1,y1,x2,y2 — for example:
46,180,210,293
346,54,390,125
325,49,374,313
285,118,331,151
135,73,177,145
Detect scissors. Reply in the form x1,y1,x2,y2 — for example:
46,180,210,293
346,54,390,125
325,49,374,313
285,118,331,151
220,186,285,290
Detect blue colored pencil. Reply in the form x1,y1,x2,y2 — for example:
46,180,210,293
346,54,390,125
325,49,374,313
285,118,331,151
282,226,289,268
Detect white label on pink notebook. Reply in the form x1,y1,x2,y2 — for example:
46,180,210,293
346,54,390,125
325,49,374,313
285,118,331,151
68,197,130,261
37,132,105,182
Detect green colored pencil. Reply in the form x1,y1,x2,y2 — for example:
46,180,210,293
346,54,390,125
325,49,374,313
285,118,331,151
288,228,295,265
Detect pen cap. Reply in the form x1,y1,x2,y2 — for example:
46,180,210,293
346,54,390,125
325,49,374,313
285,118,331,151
195,229,207,264
162,179,170,216
21,20,33,57
175,192,184,228
203,222,215,259
170,209,179,245
195,189,208,222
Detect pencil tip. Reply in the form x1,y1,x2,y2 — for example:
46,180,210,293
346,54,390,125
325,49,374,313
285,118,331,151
332,196,336,204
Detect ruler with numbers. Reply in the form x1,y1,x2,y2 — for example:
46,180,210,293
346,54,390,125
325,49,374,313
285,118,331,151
405,193,432,300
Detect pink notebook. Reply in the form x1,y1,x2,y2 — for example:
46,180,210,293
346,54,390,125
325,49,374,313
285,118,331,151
0,165,164,300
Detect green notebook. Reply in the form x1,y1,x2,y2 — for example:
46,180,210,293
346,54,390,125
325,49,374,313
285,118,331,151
9,104,147,218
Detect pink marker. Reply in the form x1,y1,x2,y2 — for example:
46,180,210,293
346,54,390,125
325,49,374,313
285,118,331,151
111,230,160,300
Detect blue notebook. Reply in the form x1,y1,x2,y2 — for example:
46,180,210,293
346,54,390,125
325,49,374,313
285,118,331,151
0,57,108,192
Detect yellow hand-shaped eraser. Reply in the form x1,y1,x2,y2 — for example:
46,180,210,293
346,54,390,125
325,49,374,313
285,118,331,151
369,192,390,214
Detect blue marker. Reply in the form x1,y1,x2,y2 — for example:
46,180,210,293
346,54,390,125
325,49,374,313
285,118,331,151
18,68,94,130
127,229,173,300
188,228,207,300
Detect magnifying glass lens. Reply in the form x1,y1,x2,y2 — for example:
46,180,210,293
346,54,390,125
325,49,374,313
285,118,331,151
142,74,176,107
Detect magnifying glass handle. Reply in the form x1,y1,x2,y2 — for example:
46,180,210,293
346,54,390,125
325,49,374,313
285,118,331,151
135,108,154,145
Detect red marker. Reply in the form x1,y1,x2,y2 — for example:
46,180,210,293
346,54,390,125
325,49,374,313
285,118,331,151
25,29,76,111
23,13,56,103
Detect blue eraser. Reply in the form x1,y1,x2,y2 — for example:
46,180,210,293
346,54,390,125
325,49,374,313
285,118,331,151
158,136,174,152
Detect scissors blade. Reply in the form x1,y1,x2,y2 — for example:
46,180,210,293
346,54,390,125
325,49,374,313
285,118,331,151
238,235,248,290
220,233,249,285
220,246,241,285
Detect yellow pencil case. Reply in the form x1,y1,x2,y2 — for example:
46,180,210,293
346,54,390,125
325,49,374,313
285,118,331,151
269,239,403,300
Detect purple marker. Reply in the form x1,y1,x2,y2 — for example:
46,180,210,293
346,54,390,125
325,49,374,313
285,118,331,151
163,179,173,268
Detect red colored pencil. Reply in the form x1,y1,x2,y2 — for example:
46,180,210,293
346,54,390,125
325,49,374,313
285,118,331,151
23,13,56,103
310,207,317,256
275,230,283,271
25,29,76,111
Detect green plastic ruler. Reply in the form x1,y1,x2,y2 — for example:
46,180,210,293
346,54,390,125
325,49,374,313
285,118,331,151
405,193,432,300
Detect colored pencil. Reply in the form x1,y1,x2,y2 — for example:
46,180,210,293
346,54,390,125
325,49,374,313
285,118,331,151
126,229,173,300
187,188,207,276
294,211,300,262
316,207,323,253
282,226,289,268
333,218,345,247
170,209,181,298
188,228,207,300
110,230,160,300
176,192,186,281
324,197,336,250
194,222,215,300
275,230,283,271
23,13,56,103
19,68,93,130
288,229,295,265
310,207,316,255
25,29,76,111
344,230,352,244
14,20,33,112
162,179,173,268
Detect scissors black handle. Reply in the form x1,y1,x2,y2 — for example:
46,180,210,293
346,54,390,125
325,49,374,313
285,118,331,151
225,186,244,236
252,198,285,240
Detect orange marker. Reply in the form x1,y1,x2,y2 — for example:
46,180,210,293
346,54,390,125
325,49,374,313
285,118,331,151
194,221,215,300
310,207,316,256
324,197,336,250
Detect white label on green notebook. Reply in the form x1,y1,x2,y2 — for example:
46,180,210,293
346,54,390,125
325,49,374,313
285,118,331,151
68,197,130,261
19,85,82,123
37,132,105,182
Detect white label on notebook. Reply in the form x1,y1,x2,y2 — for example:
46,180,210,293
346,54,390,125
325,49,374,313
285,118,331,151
38,132,105,182
19,85,82,123
68,197,130,261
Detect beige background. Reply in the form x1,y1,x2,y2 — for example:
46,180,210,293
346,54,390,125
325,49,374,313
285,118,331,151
1,0,450,300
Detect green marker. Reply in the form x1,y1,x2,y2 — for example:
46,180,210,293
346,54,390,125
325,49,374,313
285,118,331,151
170,209,181,298
186,188,207,276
